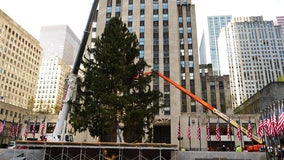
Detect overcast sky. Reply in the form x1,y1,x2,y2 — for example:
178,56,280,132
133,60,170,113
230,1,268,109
1,0,283,41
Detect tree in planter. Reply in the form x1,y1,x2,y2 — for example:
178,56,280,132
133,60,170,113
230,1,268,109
69,17,163,143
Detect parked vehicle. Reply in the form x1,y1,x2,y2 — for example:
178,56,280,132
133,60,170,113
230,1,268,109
7,141,15,149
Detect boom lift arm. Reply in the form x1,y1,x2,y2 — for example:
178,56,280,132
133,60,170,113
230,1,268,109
47,0,100,142
151,71,262,144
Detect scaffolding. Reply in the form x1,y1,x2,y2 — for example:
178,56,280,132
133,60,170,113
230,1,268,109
14,141,178,160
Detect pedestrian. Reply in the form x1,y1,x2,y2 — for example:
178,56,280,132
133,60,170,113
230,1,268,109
236,145,242,152
222,145,226,151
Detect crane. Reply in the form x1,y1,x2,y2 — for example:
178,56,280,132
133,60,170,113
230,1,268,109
46,0,99,142
151,71,262,144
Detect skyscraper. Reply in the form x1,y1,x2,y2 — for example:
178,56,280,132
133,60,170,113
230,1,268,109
199,31,207,64
89,0,202,147
218,16,284,108
35,25,79,114
207,15,232,75
0,10,43,109
39,25,80,66
276,16,284,35
34,56,71,114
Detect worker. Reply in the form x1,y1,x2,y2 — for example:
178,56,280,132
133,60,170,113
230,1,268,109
222,145,226,151
236,145,242,152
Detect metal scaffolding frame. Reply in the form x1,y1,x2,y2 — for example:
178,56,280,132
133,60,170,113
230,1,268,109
15,141,178,160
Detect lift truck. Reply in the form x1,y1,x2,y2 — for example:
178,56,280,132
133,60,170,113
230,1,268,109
45,0,99,142
46,0,262,144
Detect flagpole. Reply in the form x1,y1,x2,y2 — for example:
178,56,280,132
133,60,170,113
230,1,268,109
279,100,283,160
238,115,243,150
188,117,191,150
261,109,269,160
216,117,221,148
207,116,211,151
0,115,7,146
198,118,201,151
177,116,183,150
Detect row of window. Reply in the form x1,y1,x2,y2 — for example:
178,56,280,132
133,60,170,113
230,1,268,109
0,24,41,54
107,0,168,6
0,108,22,119
0,23,41,108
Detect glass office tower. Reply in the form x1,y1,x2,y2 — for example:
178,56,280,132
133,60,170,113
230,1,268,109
207,15,232,75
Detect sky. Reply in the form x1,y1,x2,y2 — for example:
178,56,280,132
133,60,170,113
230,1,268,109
193,0,284,41
1,0,284,41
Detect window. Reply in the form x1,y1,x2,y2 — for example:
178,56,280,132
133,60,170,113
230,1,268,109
153,45,159,51
163,20,168,26
153,9,159,15
107,0,112,7
140,26,145,33
106,13,111,18
153,33,159,39
116,0,121,6
128,22,132,27
153,21,159,26
163,9,168,14
139,50,144,58
163,14,168,20
115,12,120,17
128,16,133,21
46,123,56,133
128,4,133,10
153,3,158,9
153,15,159,21
140,38,144,45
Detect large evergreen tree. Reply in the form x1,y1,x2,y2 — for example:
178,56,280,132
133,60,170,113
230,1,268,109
69,17,163,143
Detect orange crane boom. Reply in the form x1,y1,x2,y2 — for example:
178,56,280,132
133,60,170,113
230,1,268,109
150,71,262,144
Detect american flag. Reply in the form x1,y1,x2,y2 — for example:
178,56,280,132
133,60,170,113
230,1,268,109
276,105,284,134
257,116,263,138
0,118,6,133
187,117,191,140
197,119,201,141
23,120,29,139
248,118,252,140
269,112,276,136
15,118,21,138
263,115,269,134
40,117,46,137
227,118,231,140
9,118,15,137
32,117,37,138
216,119,220,141
206,118,211,140
177,117,181,139
237,120,241,141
